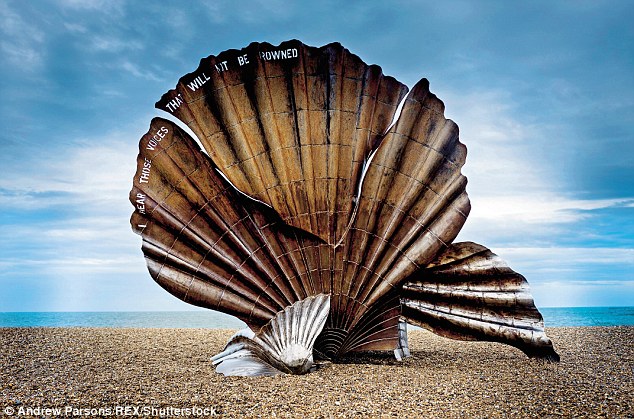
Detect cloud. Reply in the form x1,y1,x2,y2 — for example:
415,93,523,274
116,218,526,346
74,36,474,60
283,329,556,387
202,0,296,24
0,129,140,204
63,22,87,33
90,36,143,52
0,189,72,210
531,279,634,308
0,2,45,67
439,85,634,251
488,246,634,307
496,247,634,268
470,195,634,225
121,61,163,82
0,255,144,276
0,123,150,280
55,0,125,15
438,88,558,205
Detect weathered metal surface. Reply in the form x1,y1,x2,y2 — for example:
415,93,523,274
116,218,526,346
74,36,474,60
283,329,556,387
130,39,559,374
401,242,559,360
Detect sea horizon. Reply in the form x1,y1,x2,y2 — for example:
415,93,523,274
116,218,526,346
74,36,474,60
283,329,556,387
1,306,632,328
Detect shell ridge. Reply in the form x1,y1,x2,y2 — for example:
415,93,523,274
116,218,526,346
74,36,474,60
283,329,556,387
360,181,467,292
210,226,293,314
136,119,331,325
221,294,330,375
200,71,267,199
147,255,277,323
293,43,322,237
251,55,303,223
274,234,311,302
331,65,377,250
285,49,319,237
256,219,315,303
300,48,323,244
226,227,295,309
292,236,316,297
145,203,286,318
370,177,468,291
304,295,327,346
217,67,285,212
347,115,402,273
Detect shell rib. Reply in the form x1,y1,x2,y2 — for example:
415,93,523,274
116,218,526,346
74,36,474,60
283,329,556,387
400,242,559,361
212,294,330,376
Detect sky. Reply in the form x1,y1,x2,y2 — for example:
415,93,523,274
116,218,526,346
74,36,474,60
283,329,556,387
1,0,633,312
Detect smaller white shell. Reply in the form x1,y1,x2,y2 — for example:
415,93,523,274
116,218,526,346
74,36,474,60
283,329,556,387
212,294,330,376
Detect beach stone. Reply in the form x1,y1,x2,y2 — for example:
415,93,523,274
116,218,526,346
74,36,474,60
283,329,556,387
0,327,632,418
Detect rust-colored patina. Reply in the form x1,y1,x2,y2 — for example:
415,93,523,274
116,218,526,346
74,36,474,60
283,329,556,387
130,40,558,376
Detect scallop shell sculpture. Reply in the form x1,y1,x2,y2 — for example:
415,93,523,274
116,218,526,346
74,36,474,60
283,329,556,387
130,40,559,376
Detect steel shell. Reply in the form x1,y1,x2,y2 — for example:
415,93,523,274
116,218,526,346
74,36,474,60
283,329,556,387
130,40,558,370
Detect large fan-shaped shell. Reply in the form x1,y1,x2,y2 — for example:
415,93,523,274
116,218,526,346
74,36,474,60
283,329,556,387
156,40,407,246
131,39,558,368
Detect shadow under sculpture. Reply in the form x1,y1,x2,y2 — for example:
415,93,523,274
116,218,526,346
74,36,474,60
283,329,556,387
130,40,559,376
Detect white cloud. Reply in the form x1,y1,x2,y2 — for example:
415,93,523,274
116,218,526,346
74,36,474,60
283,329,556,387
91,36,142,52
0,122,152,282
56,0,125,14
441,88,553,198
121,61,163,81
495,247,634,267
0,128,141,204
0,255,144,276
532,280,634,308
487,247,634,307
63,22,87,33
202,0,295,24
439,86,634,248
469,195,634,225
0,2,45,67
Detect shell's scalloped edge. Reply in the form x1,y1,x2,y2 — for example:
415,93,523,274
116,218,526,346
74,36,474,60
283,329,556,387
385,75,471,224
155,39,406,110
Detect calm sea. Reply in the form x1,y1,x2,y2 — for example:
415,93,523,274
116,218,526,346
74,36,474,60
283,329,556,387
0,307,632,328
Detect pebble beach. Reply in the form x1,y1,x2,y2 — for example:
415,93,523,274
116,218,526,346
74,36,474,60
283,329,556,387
1,327,632,418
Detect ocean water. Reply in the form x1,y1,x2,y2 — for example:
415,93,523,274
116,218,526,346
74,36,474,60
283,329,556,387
540,306,634,327
0,307,632,328
0,311,246,329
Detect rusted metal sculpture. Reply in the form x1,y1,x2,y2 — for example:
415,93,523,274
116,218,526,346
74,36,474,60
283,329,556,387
130,40,559,376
